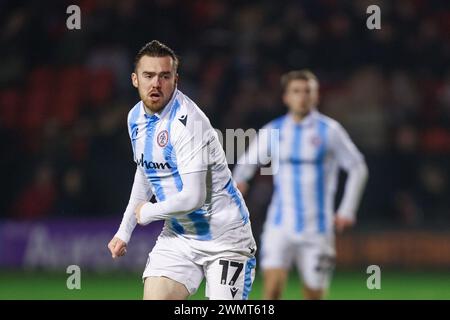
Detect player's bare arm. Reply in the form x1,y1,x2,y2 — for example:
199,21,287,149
236,181,249,197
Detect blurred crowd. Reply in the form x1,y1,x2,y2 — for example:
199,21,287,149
0,0,449,228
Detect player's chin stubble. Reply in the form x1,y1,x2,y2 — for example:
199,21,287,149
141,87,175,113
140,91,167,113
143,94,174,113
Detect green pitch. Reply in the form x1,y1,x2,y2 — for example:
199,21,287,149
1,270,449,300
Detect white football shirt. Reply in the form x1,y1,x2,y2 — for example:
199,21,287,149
116,89,250,242
233,110,368,235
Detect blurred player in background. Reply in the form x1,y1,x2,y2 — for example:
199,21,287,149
107,40,256,300
233,70,368,300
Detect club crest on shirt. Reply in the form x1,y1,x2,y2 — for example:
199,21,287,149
157,130,169,147
311,136,321,146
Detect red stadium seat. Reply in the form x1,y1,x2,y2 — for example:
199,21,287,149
28,67,54,90
21,67,57,130
51,66,86,126
23,86,51,130
0,89,21,129
87,68,115,107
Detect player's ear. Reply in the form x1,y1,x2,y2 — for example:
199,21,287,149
311,80,320,105
174,73,179,86
131,72,138,88
282,92,289,106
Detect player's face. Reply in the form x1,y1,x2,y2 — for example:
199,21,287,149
132,56,178,113
283,79,319,118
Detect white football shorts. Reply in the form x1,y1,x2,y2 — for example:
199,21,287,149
260,226,336,290
143,222,257,300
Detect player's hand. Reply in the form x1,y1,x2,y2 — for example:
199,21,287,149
108,237,127,259
134,202,147,225
237,182,249,197
334,215,355,233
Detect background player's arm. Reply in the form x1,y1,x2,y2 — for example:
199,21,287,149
108,166,153,257
332,123,369,232
232,124,272,196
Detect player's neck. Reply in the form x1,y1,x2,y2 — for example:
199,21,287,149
143,104,155,115
143,104,167,116
290,111,311,123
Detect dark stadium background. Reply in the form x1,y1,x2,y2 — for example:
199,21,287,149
0,0,449,299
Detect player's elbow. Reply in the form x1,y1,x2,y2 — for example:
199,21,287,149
354,161,369,189
347,160,369,185
360,161,369,182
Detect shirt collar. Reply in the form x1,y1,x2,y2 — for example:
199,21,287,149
287,108,318,127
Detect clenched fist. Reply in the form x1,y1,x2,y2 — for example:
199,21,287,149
107,237,127,259
334,214,355,233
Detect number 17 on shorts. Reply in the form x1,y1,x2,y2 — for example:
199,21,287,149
205,257,256,300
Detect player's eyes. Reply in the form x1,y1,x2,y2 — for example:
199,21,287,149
142,73,171,80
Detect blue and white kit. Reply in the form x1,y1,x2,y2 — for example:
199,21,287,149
233,110,368,289
115,89,256,299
